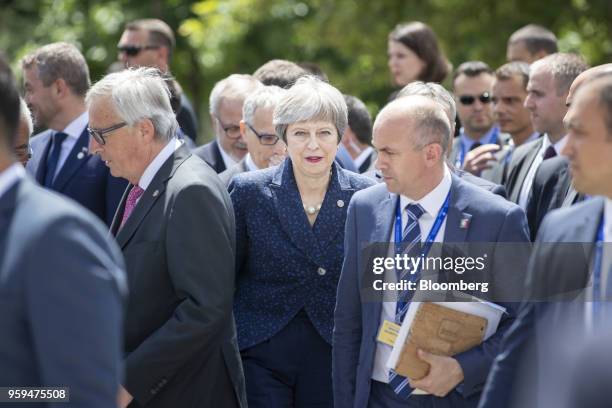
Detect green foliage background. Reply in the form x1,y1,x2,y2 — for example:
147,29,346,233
2,0,611,142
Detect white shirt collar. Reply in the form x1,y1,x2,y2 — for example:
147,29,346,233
541,134,568,156
217,140,237,169
0,163,26,200
354,146,374,169
604,198,612,243
56,111,88,140
138,138,183,191
399,164,452,218
244,153,259,171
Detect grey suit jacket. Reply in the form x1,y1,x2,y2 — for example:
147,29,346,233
110,145,247,408
504,138,544,204
220,158,249,186
0,177,126,408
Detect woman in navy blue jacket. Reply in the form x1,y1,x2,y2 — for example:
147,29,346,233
229,76,376,407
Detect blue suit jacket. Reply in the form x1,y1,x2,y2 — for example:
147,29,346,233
478,197,604,408
26,127,128,225
0,177,126,408
333,173,530,408
229,159,376,350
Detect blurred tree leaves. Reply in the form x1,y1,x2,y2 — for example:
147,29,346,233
1,0,611,142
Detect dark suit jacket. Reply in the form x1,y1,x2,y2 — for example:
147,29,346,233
228,159,376,350
449,132,511,169
478,198,603,408
455,168,508,198
0,176,126,408
525,156,583,240
110,145,246,408
333,174,530,408
26,127,128,225
220,158,249,186
504,138,544,204
193,139,226,173
176,93,199,142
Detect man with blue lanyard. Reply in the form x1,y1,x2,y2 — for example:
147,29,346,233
449,61,511,176
334,95,529,408
479,73,612,408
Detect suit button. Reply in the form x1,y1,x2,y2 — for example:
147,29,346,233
317,267,326,276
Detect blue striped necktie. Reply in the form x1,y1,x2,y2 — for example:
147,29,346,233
389,203,424,398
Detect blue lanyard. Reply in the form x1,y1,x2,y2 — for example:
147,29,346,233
455,127,500,168
394,190,451,259
592,216,605,304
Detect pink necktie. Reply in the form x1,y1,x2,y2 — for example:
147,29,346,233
120,185,145,229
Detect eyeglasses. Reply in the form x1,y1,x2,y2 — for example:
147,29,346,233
214,115,242,139
246,123,280,145
458,92,492,105
88,122,127,145
117,45,160,57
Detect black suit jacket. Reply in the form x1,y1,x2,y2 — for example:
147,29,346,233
177,94,199,142
111,145,246,408
27,127,128,225
193,139,226,173
525,156,583,240
505,138,544,204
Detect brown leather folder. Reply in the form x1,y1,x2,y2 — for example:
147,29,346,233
394,303,487,380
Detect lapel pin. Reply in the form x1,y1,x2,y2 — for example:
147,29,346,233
152,190,160,197
337,200,345,208
460,216,470,229
77,152,85,159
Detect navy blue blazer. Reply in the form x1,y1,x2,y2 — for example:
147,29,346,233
229,159,376,350
0,177,126,408
478,197,604,408
333,173,530,408
26,127,128,225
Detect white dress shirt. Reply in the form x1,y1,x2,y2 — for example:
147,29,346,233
517,134,568,209
135,138,183,205
371,165,452,382
49,111,88,180
244,153,259,172
217,141,237,170
0,163,26,200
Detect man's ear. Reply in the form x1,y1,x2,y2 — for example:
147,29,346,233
138,118,156,142
53,78,70,99
424,143,444,166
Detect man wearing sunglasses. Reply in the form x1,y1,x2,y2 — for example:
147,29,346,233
219,85,287,186
449,61,511,176
118,19,199,143
22,42,127,226
194,74,263,173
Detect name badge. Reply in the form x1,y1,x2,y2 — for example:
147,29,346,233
376,319,401,346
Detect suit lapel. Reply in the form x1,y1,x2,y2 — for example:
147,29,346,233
510,138,543,202
269,160,323,263
212,140,226,173
115,145,191,249
109,186,130,237
34,133,53,184
312,165,355,251
52,127,90,191
444,174,471,243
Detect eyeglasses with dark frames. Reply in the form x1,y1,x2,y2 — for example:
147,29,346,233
117,45,160,57
246,123,280,145
458,92,492,106
88,122,127,145
214,115,242,139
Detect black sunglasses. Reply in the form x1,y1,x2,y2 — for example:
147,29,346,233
459,92,492,105
246,123,280,145
117,45,160,57
88,122,127,145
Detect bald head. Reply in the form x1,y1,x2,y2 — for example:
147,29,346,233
566,63,612,107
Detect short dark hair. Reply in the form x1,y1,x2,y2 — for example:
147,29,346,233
0,53,20,148
495,62,530,88
22,42,90,97
126,19,176,58
389,22,450,83
509,24,558,56
253,59,309,89
344,94,372,145
452,61,493,87
298,62,329,83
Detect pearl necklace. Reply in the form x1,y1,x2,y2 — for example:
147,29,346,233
303,202,323,215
